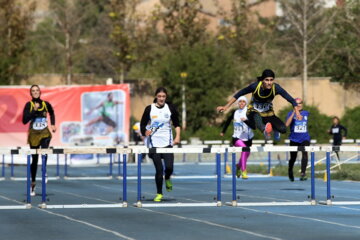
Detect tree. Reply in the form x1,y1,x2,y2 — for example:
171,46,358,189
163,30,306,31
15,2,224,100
153,0,209,49
157,43,238,133
107,0,153,83
314,0,360,90
341,106,360,140
0,0,35,85
277,0,337,102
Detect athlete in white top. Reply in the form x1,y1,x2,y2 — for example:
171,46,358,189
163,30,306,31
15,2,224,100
221,96,254,179
140,87,181,202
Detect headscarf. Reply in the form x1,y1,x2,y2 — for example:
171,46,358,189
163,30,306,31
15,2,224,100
257,69,275,81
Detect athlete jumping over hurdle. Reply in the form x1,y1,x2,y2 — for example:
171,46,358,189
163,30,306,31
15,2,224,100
217,69,302,140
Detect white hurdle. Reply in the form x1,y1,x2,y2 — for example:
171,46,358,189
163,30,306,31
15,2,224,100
1,145,360,209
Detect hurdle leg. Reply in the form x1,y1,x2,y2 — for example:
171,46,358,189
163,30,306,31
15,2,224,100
1,154,4,179
267,152,271,174
11,155,14,179
136,153,142,207
122,154,127,207
326,151,332,205
231,152,237,206
26,155,31,208
56,154,60,179
310,151,316,205
216,153,222,206
64,154,68,179
40,155,47,208
109,154,113,178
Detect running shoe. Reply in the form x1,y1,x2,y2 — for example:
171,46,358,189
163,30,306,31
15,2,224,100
153,194,163,202
165,179,173,192
30,183,36,197
236,165,241,178
263,123,272,140
241,170,248,180
288,168,294,182
273,131,281,141
300,174,307,181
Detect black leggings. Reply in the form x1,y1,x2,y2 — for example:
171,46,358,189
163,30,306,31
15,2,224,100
149,147,174,194
288,140,310,174
30,137,51,182
246,112,287,134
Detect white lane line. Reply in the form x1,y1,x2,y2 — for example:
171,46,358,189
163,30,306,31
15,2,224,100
237,206,360,230
337,206,360,212
39,209,135,240
139,207,284,240
1,189,135,240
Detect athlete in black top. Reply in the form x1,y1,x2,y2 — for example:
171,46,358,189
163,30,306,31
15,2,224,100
328,116,347,161
217,69,301,140
140,87,181,202
22,85,56,196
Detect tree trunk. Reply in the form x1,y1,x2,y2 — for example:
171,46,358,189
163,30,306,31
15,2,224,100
302,0,308,103
65,30,72,85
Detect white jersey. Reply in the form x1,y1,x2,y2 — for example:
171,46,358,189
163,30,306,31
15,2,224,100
233,107,254,141
148,103,173,147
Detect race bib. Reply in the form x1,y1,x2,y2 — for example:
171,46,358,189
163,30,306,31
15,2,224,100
32,117,48,130
294,123,307,133
253,102,272,112
332,128,339,134
233,122,244,133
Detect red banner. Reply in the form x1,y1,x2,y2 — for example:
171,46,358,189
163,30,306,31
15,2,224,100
0,85,130,147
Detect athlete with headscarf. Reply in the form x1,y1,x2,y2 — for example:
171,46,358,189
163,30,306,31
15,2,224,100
217,69,301,140
220,96,254,179
22,85,56,196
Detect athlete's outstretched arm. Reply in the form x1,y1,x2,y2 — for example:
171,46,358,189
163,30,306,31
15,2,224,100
217,83,255,113
221,110,235,136
275,84,302,120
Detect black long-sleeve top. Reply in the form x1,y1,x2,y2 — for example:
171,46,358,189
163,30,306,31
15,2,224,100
140,103,180,136
329,124,347,145
221,110,236,134
233,82,297,107
22,99,55,127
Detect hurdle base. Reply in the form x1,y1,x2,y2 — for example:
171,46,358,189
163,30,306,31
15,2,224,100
0,177,4,181
311,199,317,205
318,200,332,205
122,202,128,208
225,201,314,207
39,202,47,209
26,203,32,209
135,201,142,208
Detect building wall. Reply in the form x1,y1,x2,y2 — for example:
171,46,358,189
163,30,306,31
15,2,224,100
273,77,360,117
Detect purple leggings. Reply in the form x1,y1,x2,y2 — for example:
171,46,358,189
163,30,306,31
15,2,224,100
234,139,251,171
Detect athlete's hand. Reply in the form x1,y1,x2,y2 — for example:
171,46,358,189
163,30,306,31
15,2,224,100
217,106,226,113
145,130,152,137
220,132,224,137
173,136,180,145
50,125,56,133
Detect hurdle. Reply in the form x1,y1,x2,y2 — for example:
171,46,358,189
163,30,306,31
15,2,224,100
37,147,131,209
0,148,36,209
319,145,360,206
226,145,319,207
132,146,226,208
